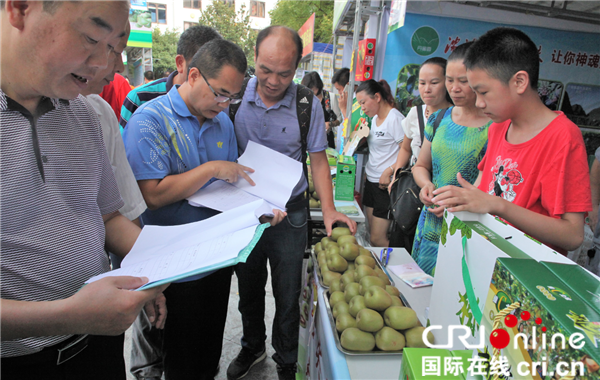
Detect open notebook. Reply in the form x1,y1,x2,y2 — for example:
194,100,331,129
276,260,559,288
86,200,274,290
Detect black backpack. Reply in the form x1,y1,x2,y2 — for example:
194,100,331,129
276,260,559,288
389,107,448,234
229,78,314,189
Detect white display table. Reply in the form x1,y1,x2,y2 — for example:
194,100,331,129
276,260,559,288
311,247,432,379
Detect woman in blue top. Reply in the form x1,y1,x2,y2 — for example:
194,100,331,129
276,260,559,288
411,42,492,275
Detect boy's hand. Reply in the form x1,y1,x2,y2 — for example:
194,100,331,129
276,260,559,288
432,172,495,214
419,183,436,206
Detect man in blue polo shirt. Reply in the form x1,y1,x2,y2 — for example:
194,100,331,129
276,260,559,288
124,40,276,380
119,25,222,132
121,25,223,380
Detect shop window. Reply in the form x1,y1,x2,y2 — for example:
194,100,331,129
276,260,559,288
148,3,167,24
184,0,201,9
250,1,265,17
184,22,197,31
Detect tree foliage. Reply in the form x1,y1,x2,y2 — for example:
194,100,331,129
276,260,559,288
198,1,258,67
152,27,180,77
269,0,334,44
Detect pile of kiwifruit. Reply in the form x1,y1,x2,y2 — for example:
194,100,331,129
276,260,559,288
313,227,434,352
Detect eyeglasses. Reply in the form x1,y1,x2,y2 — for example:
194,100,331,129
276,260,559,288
198,70,242,105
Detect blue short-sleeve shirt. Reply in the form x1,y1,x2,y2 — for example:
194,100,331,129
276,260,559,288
232,78,328,198
123,85,238,226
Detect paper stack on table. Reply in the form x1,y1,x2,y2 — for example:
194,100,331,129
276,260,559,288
187,141,303,212
334,201,359,216
85,200,273,290
388,262,434,288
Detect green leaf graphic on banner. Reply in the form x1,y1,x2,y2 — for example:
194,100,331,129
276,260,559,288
395,64,421,116
441,217,449,246
449,217,473,240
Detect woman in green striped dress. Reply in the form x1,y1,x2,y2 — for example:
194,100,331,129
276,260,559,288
411,42,492,275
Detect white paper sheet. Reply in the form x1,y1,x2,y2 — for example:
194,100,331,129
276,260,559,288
187,180,280,213
87,226,256,285
86,200,270,289
187,141,303,211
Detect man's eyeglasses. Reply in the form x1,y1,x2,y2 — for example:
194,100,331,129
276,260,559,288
199,70,242,105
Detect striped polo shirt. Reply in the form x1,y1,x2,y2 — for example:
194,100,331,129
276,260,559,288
119,71,177,131
0,90,124,357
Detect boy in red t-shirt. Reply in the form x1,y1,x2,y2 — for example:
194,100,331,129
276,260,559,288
432,27,591,253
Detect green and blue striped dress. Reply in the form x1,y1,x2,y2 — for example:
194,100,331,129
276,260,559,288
412,107,491,275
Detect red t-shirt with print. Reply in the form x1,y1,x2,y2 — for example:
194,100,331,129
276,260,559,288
477,112,591,249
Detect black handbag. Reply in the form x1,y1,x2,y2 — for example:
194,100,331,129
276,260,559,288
389,106,448,234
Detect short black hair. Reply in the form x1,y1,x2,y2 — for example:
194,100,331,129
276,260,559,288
448,41,474,63
255,26,303,67
144,70,155,81
332,68,350,87
356,79,394,106
177,25,223,62
188,39,247,79
419,57,447,76
464,27,539,90
301,72,324,95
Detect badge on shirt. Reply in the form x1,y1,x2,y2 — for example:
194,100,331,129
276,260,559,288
487,157,524,203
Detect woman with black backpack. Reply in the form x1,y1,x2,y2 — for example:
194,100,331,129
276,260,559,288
356,79,405,247
388,57,453,252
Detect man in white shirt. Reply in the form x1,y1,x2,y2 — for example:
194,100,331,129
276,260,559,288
81,23,147,238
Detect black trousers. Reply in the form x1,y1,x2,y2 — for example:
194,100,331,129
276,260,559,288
1,334,125,380
162,267,233,380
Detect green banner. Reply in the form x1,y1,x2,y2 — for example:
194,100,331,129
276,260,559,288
128,29,152,48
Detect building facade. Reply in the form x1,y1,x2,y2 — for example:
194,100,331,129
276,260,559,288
147,0,275,33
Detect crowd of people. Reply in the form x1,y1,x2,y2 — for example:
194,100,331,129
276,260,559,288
0,1,595,380
325,29,592,279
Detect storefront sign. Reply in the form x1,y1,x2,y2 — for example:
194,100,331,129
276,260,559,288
355,39,376,81
382,13,600,127
333,0,351,33
128,4,152,48
388,0,407,34
299,13,316,58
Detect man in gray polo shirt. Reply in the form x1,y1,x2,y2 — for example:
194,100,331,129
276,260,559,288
1,2,166,378
227,26,357,380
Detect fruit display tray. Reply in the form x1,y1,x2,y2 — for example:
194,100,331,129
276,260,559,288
312,248,395,289
323,291,408,356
